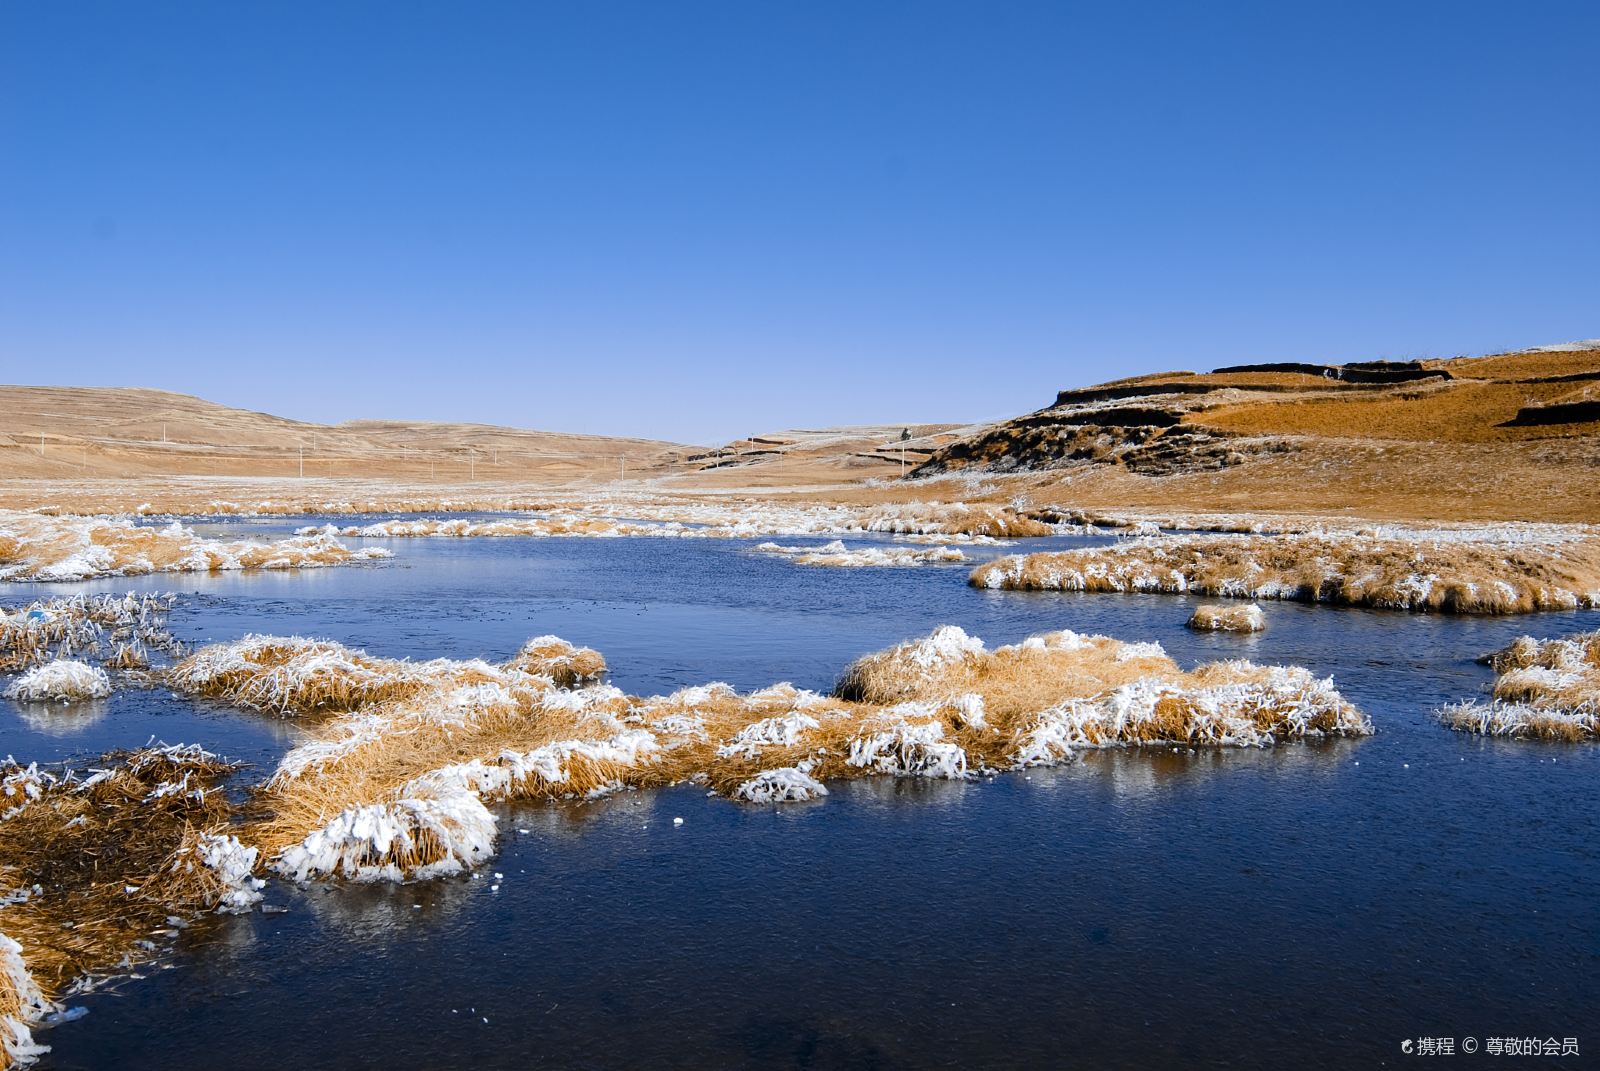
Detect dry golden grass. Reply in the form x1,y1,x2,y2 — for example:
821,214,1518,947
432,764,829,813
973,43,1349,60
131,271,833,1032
169,636,440,716
971,530,1600,614
1194,378,1597,444
314,501,1048,542
0,745,261,1063
504,636,606,687
1440,629,1600,740
240,624,1368,881
849,503,1051,538
0,385,688,487
103,644,149,671
755,540,967,567
3,661,110,703
0,511,390,582
313,516,674,539
1,594,180,692
169,633,605,717
1187,604,1266,632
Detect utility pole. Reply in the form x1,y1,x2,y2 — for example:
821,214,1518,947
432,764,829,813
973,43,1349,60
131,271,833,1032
469,450,475,480
620,455,626,481
298,443,304,478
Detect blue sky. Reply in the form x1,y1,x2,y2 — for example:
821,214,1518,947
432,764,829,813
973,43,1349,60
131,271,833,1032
1,1,1595,445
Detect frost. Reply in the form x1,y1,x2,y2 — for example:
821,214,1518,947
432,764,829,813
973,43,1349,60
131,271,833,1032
733,766,829,803
0,934,52,1066
274,787,498,883
4,661,111,703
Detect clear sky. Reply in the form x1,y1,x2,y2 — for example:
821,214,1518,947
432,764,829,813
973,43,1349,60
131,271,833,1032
1,1,1595,445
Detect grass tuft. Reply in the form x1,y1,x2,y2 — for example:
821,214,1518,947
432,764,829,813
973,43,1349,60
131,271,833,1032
971,529,1600,614
1439,629,1600,739
1187,604,1266,632
0,745,260,1064
233,624,1367,882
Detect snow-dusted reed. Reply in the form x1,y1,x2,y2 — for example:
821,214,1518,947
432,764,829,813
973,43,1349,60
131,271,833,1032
0,592,179,673
504,635,607,687
300,515,698,540
567,499,1048,538
168,633,606,717
971,529,1600,614
242,624,1366,882
3,661,111,703
0,933,50,1069
0,745,259,1063
754,540,967,568
306,500,1050,543
0,511,390,582
1439,629,1600,740
1187,604,1266,633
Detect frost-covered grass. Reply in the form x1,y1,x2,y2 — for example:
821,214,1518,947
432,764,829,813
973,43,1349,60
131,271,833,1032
0,745,260,1064
238,624,1367,882
302,515,690,540
0,932,50,1069
504,636,607,687
1439,630,1600,740
0,511,390,583
3,661,111,704
971,529,1600,614
0,593,179,673
169,636,467,716
755,540,967,568
1187,604,1266,633
168,633,605,716
302,500,1050,543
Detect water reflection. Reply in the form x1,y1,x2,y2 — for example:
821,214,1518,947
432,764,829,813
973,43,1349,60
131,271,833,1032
8,697,109,736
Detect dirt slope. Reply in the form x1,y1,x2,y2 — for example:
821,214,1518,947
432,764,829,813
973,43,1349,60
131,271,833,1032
0,386,696,483
911,344,1600,523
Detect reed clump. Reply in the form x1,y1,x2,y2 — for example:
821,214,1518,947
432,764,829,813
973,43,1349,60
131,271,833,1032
168,636,444,716
237,625,1367,882
0,511,391,583
0,593,179,673
504,636,607,687
971,529,1600,614
169,632,605,717
850,503,1052,538
1439,629,1600,739
304,515,673,540
3,662,111,704
1187,604,1266,632
0,745,262,1065
755,540,967,567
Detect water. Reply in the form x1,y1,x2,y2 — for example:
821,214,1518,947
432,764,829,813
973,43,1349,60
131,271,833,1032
5,519,1597,1069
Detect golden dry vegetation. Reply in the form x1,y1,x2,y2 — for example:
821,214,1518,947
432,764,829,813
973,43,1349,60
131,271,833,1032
209,625,1369,881
0,746,261,1066
971,529,1600,614
2,345,1598,525
1439,630,1600,740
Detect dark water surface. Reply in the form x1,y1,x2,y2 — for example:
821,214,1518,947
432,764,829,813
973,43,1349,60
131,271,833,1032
5,519,1597,1069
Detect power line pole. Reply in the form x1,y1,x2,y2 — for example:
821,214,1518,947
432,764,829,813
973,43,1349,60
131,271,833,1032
298,443,304,478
